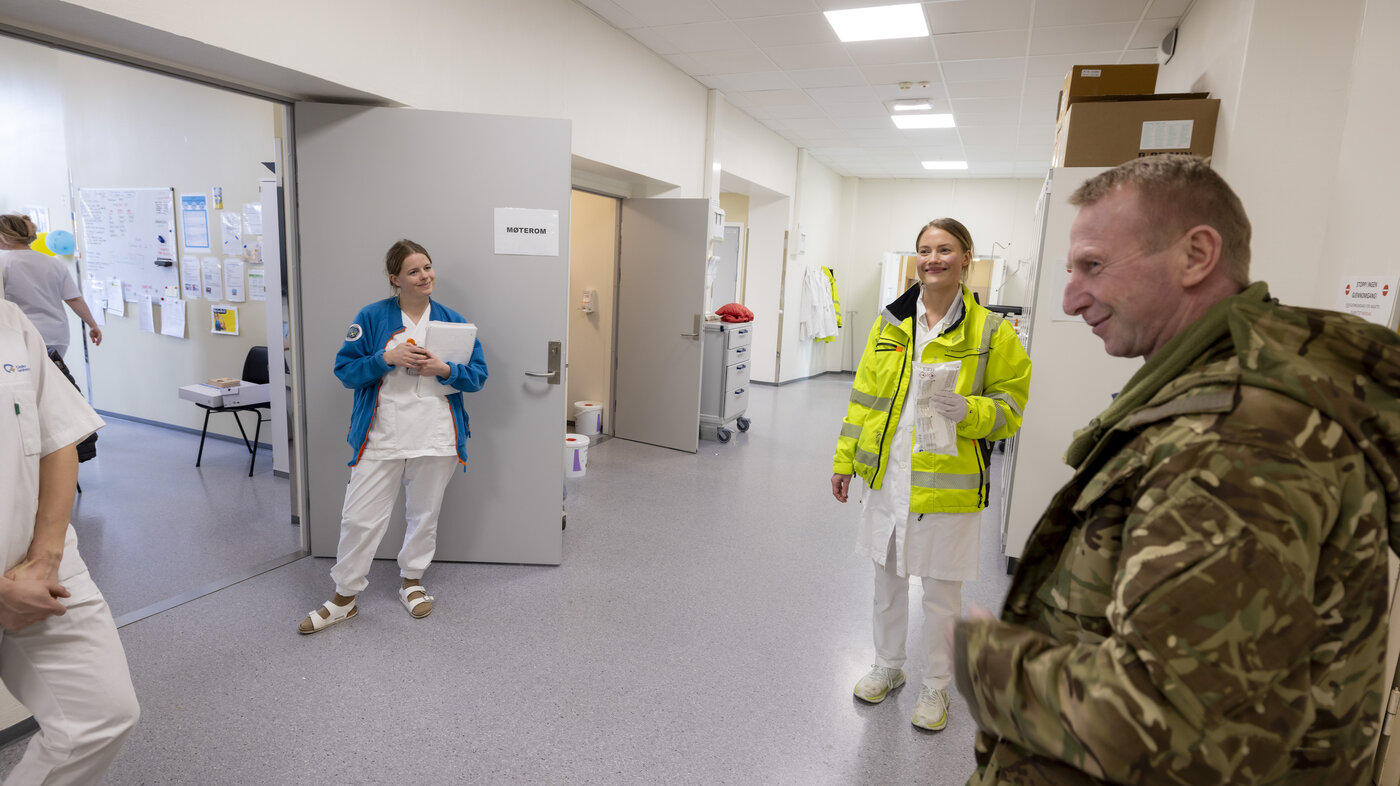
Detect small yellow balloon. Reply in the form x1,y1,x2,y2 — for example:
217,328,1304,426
29,232,57,256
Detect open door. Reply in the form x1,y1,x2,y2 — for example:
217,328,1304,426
613,198,710,453
293,103,569,565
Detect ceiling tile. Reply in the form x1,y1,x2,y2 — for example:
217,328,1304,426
1025,51,1122,78
846,37,938,66
663,52,705,74
952,96,1021,118
787,66,867,88
805,84,881,103
933,29,1029,61
831,113,897,129
575,0,644,29
755,104,827,120
626,26,682,55
941,57,1026,83
653,21,753,52
859,62,944,85
896,127,962,146
612,0,727,26
734,13,839,47
712,0,824,18
1030,23,1139,56
766,42,853,70
823,101,888,118
1118,48,1161,65
927,0,1032,34
1033,0,1148,27
742,88,816,106
959,125,1020,146
723,71,799,91
689,48,778,74
946,79,1023,100
872,82,950,105
1146,0,1191,19
1131,18,1178,49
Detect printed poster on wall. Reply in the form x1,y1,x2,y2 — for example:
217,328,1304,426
181,257,202,299
211,305,239,335
493,207,559,256
1336,275,1399,328
180,194,210,249
224,258,245,302
201,257,223,301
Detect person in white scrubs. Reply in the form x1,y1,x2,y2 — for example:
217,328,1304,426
831,218,1031,732
300,239,488,634
0,299,139,784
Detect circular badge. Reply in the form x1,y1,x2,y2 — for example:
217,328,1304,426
346,324,363,341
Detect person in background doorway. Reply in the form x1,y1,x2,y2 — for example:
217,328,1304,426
831,218,1031,732
953,155,1400,784
0,214,103,462
300,239,487,634
0,299,139,784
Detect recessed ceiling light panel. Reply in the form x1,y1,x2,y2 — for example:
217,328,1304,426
893,114,955,129
824,4,929,43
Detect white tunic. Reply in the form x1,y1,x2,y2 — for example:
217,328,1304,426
855,292,981,581
360,310,457,461
0,300,102,579
0,249,80,354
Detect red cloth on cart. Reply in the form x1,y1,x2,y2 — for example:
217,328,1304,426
715,303,754,323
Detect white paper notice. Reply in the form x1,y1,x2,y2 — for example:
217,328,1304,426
221,211,242,255
85,279,106,326
201,257,223,301
180,194,210,249
225,258,245,302
494,207,560,256
242,202,263,235
247,268,266,301
105,280,124,316
160,295,185,337
181,257,202,299
138,294,155,333
1140,119,1194,150
1336,275,1400,328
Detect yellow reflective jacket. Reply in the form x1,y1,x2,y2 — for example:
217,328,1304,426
832,284,1031,513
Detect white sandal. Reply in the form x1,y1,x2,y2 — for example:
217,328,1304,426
399,585,434,618
299,599,357,634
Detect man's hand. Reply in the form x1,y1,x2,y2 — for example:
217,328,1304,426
831,473,852,503
89,325,103,346
0,576,69,631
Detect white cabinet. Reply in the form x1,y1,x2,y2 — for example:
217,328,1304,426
999,167,1140,566
699,322,753,442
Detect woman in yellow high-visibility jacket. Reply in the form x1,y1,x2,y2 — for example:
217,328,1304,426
831,218,1030,732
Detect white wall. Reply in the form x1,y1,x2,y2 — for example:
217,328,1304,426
780,151,845,382
0,37,275,440
67,0,710,197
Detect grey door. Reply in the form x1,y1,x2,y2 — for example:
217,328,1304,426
294,103,568,565
613,198,710,453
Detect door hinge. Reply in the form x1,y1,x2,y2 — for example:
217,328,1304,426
1383,687,1400,736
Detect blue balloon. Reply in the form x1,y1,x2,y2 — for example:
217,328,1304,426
45,230,75,256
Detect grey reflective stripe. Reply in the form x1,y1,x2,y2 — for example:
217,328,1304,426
911,470,983,491
840,421,862,440
985,391,1022,417
854,448,881,468
882,308,901,328
970,313,999,395
850,388,893,412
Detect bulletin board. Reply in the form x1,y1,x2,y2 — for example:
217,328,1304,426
77,187,180,302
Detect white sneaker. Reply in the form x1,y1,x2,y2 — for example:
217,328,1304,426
853,665,906,704
911,685,948,731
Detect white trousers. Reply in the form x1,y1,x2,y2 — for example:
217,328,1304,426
331,455,459,597
0,570,140,786
872,534,962,691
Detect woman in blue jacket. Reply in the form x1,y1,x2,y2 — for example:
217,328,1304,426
300,239,487,634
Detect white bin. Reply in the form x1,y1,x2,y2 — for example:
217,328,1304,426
564,433,590,478
573,400,603,436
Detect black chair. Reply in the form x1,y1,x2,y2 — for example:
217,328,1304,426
194,345,272,476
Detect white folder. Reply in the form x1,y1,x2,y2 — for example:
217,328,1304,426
416,321,477,397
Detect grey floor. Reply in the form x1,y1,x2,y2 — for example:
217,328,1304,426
0,376,1014,785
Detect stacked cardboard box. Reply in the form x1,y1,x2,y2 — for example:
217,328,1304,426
1053,64,1220,167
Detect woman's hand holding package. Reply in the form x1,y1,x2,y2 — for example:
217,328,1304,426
929,390,969,423
384,341,429,371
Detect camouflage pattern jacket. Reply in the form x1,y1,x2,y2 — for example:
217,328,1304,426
954,282,1400,784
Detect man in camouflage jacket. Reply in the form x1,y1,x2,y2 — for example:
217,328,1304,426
953,156,1400,784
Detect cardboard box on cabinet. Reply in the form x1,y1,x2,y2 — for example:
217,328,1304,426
1053,95,1220,167
1059,64,1159,121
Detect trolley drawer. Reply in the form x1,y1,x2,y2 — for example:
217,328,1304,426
724,359,751,392
721,385,749,420
725,325,753,350
724,343,751,366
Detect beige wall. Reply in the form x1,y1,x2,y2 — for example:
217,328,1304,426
566,190,618,430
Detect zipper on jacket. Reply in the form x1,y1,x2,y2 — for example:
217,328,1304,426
871,323,910,485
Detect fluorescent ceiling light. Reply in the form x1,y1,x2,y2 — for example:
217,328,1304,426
892,100,932,111
892,113,955,129
923,161,969,170
824,4,928,43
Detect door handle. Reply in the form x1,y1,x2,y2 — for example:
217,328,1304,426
680,313,702,339
524,340,561,385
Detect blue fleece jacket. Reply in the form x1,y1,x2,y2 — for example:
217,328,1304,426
333,297,488,466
